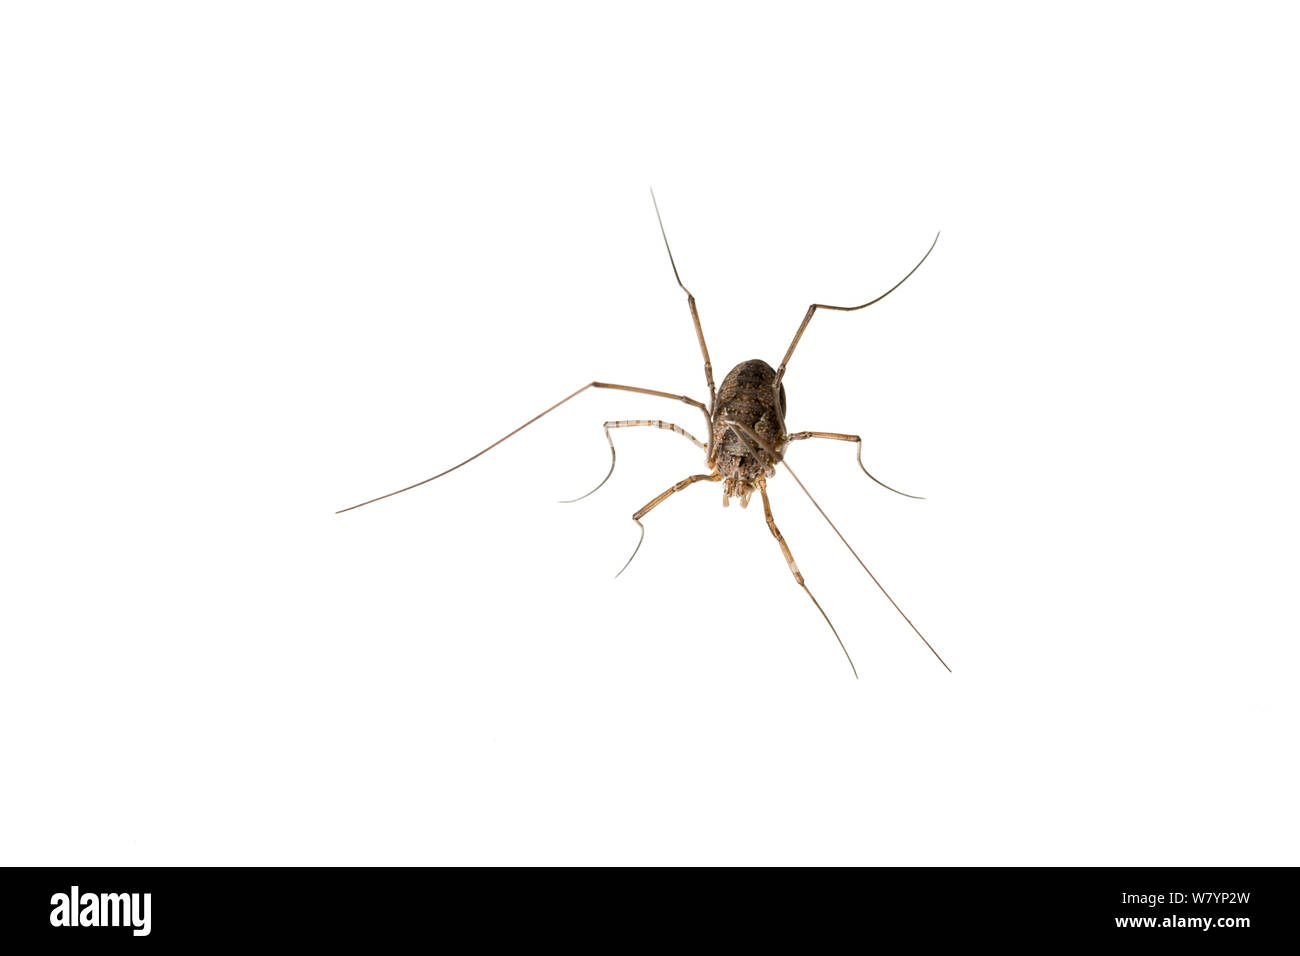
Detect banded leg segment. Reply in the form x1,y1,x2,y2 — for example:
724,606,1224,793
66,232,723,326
616,472,721,577
561,420,708,503
786,431,924,500
336,381,709,514
614,420,706,449
757,479,858,678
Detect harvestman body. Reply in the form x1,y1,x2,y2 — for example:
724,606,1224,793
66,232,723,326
338,195,950,678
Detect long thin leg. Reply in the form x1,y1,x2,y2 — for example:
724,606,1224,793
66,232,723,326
786,431,924,500
782,460,951,672
561,420,707,503
617,472,721,577
774,232,940,389
336,381,710,514
651,190,717,413
757,479,858,679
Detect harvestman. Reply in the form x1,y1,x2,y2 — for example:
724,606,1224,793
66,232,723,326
338,194,950,677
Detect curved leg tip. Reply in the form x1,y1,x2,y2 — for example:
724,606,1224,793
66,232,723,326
560,465,615,504
562,434,617,504
615,520,646,578
860,465,926,501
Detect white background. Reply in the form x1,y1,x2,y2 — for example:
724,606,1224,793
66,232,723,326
3,2,1297,865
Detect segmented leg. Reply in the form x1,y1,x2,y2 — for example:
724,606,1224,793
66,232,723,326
757,479,858,678
651,190,716,413
561,420,707,503
782,460,951,672
774,232,940,389
786,430,924,499
617,472,721,577
337,381,709,514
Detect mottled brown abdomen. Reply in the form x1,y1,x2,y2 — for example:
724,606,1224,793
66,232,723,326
711,359,788,500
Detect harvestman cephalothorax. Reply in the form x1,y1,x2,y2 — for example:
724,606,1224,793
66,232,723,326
338,193,950,678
